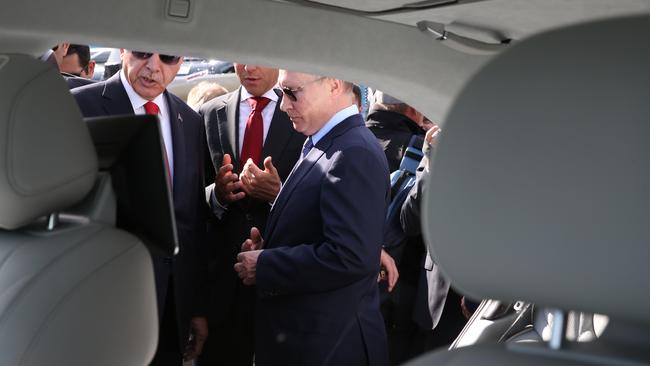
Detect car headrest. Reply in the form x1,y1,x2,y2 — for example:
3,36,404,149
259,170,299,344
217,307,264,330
0,54,97,229
425,15,650,324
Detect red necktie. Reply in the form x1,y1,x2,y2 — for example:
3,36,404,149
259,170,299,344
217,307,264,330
144,101,160,115
144,101,172,185
240,97,270,166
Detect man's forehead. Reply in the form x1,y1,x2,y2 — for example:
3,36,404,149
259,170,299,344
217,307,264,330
279,71,311,85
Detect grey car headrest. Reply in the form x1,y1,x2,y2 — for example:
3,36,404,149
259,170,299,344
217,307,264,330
0,54,97,229
425,15,650,324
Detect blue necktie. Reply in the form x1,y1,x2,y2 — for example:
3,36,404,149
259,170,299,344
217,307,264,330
302,137,314,158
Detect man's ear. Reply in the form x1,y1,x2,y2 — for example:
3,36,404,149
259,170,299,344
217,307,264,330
330,78,343,95
85,60,96,79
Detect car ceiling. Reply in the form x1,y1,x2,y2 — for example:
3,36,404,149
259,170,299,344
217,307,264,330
295,0,649,30
1,0,649,124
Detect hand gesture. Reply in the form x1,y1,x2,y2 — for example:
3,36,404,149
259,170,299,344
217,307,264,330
240,157,282,203
378,249,399,292
214,153,246,204
425,125,441,147
182,316,208,361
241,227,264,252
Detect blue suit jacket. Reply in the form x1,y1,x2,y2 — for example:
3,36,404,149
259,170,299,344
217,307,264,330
255,114,390,366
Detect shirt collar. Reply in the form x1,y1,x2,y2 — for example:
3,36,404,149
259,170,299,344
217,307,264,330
311,104,359,145
240,87,279,104
120,69,166,112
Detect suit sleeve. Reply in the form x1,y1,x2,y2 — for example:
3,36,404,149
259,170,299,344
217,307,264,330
256,145,389,295
192,116,211,317
400,156,429,236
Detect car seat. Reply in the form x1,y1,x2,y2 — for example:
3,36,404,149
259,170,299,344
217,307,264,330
0,54,158,365
407,14,650,366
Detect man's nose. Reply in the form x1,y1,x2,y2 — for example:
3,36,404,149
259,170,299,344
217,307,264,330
279,94,290,112
145,54,163,70
244,64,258,73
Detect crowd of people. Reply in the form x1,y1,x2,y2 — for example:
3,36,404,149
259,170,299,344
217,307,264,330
46,44,472,366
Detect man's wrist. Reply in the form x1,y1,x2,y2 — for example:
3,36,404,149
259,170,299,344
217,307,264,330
213,190,229,209
209,189,228,219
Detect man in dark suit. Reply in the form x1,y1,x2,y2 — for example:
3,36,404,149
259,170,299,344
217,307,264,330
60,44,96,89
400,126,467,353
197,64,304,366
39,43,95,89
71,50,208,366
235,70,390,366
365,91,430,172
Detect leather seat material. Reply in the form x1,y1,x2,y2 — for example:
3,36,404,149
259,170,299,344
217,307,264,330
0,53,97,230
424,15,650,323
0,223,158,366
0,53,158,365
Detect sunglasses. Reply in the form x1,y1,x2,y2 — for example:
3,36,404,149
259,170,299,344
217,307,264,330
281,77,326,102
130,51,182,65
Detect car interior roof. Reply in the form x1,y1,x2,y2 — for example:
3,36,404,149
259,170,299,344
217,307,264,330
3,0,648,124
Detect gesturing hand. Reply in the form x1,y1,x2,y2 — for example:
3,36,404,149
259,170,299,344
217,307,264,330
241,227,264,252
235,227,265,286
234,250,263,286
183,316,208,361
378,249,399,292
240,157,282,203
215,153,246,204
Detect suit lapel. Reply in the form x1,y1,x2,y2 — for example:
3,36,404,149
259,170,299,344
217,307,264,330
101,73,135,115
164,91,187,200
264,145,327,242
260,93,293,168
265,115,364,241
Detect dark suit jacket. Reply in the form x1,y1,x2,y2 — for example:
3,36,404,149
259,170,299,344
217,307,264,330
198,88,304,325
255,114,390,366
71,74,208,349
365,108,426,172
62,72,96,89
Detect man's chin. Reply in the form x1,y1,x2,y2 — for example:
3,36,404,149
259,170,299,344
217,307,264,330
134,85,164,100
243,84,266,96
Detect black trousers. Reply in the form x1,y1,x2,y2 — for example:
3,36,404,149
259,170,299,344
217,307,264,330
150,273,183,366
197,283,256,366
382,284,466,366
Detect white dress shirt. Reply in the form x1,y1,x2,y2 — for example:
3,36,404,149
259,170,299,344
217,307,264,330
237,87,279,154
120,70,175,180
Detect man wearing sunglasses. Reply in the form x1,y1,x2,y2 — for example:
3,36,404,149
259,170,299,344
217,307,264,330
197,64,304,366
60,44,96,88
235,71,390,366
72,50,209,366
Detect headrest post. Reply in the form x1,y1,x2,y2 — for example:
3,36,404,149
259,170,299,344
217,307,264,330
47,212,59,231
549,309,567,350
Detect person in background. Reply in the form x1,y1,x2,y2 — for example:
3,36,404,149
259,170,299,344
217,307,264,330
39,43,69,69
60,44,96,88
197,64,304,366
187,81,228,111
60,44,95,79
366,90,432,172
399,125,468,360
